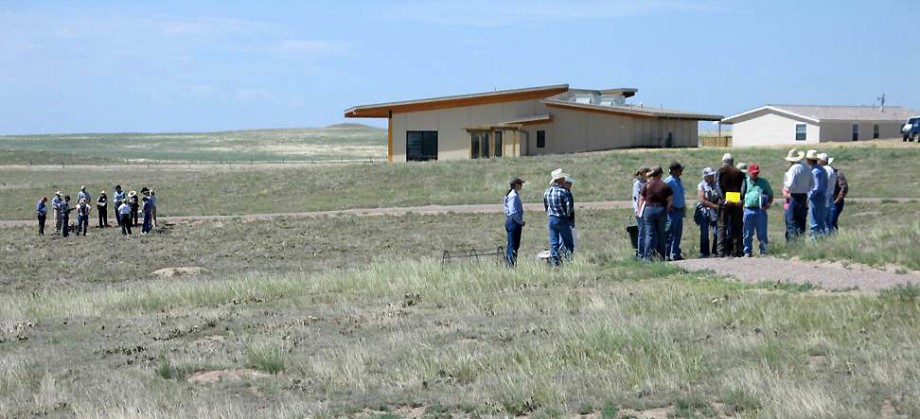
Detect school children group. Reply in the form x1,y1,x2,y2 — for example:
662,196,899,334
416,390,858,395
502,148,848,266
35,185,158,237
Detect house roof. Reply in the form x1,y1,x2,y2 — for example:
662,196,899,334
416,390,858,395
721,105,918,124
344,84,570,118
464,114,553,131
543,99,723,121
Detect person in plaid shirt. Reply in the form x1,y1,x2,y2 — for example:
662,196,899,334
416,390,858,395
543,169,575,265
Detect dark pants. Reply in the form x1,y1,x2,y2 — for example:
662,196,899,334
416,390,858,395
61,216,70,237
97,206,108,227
548,216,574,265
38,213,46,235
784,193,808,241
131,204,139,226
699,216,717,257
831,199,845,231
77,214,89,235
142,211,152,234
717,204,743,257
121,214,132,235
114,203,123,226
505,217,522,266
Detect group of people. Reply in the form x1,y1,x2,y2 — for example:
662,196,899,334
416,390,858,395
503,168,576,266
631,148,848,261
35,185,159,237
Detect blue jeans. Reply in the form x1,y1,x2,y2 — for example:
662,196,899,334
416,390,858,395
831,199,845,231
77,214,89,235
635,216,644,257
142,211,152,233
548,216,574,265
642,206,667,261
505,217,522,266
785,193,808,241
808,192,827,239
743,207,768,255
61,215,70,237
824,195,835,233
665,208,685,259
699,216,717,257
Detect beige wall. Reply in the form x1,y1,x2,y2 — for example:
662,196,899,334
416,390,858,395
730,110,819,147
820,121,905,142
390,99,544,161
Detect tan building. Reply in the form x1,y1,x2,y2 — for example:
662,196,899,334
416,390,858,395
344,84,722,162
721,105,918,147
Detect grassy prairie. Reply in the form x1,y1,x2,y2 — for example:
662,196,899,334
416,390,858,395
1,141,919,221
2,204,920,417
0,125,386,165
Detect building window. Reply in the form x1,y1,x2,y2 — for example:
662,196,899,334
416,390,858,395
795,124,806,141
873,124,880,139
470,131,492,159
852,124,859,141
494,131,503,157
537,130,546,148
406,131,438,161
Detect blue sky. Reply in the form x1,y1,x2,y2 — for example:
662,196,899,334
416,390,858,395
2,0,918,135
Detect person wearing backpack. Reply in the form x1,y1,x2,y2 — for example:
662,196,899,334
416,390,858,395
741,163,774,257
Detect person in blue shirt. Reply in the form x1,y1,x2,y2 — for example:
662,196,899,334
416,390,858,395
112,185,126,227
503,177,525,266
805,150,828,239
543,169,575,266
77,186,90,205
141,196,153,234
664,161,686,261
36,196,48,235
59,195,73,237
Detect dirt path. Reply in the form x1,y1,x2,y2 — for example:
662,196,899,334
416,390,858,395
672,256,920,291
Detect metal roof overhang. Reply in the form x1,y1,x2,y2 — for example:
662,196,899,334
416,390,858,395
464,115,553,131
344,84,569,118
543,100,723,121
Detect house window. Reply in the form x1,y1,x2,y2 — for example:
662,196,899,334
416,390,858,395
406,131,438,161
852,124,859,141
493,131,503,157
795,124,806,141
470,131,492,159
536,130,546,148
873,124,880,139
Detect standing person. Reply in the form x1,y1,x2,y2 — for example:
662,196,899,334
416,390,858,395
141,196,153,235
77,186,91,205
696,167,720,258
782,149,812,241
829,157,848,231
805,150,828,239
60,195,73,237
632,167,650,258
36,196,48,236
717,154,745,257
76,199,90,236
128,191,139,227
52,191,63,234
543,170,575,266
112,185,126,227
664,162,686,261
504,177,526,266
562,176,577,250
149,189,158,228
637,166,672,261
96,191,109,227
118,200,133,235
818,153,836,233
741,163,774,257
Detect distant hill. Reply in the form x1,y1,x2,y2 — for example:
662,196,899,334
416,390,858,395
325,123,384,130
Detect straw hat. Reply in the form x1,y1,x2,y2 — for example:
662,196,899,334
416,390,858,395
128,190,137,198
805,149,819,160
549,168,568,184
784,148,805,162
701,167,716,177
54,191,62,196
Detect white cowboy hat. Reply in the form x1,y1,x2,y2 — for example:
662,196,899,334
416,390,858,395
817,152,831,163
784,149,805,162
701,167,716,177
805,149,820,160
550,169,568,184
128,190,137,197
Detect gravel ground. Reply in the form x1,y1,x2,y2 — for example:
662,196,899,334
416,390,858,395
672,256,920,292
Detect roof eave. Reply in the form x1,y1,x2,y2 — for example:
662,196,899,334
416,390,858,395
344,84,570,118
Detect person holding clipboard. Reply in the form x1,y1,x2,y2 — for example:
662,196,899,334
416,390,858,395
717,153,745,257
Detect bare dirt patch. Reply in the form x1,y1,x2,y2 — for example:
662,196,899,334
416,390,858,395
672,256,920,291
187,368,267,385
151,267,208,279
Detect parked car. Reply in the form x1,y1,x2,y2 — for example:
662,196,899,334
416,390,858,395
903,116,920,142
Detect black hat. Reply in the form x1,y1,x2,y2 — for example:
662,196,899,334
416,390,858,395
509,177,525,187
669,161,684,172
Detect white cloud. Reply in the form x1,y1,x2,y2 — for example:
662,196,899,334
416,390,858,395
385,0,724,26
